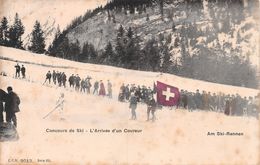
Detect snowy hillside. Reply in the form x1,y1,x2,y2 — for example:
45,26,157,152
65,0,259,65
0,46,258,97
0,46,259,164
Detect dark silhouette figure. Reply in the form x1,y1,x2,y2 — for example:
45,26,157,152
21,65,26,78
0,89,7,123
14,63,21,78
5,87,20,128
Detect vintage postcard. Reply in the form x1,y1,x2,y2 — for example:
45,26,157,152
0,0,259,164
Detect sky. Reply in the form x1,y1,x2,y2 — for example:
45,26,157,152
0,0,108,34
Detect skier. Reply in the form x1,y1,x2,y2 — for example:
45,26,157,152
52,70,57,85
5,87,20,128
56,93,65,120
69,74,75,87
86,78,92,94
146,96,156,122
80,79,86,93
21,65,26,79
129,93,137,120
14,63,21,78
93,81,99,95
57,72,62,87
75,74,81,91
44,71,52,84
107,80,112,98
43,93,65,120
61,72,67,87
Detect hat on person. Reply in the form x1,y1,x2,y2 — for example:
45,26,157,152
7,86,13,92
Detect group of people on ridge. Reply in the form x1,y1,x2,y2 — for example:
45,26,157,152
44,70,113,98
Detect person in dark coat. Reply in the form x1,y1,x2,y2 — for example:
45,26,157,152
61,72,67,87
15,63,21,78
52,70,57,85
21,65,26,78
182,91,188,109
69,74,75,87
146,96,156,122
125,84,130,101
0,89,7,123
80,79,86,93
129,93,137,120
86,78,92,94
224,98,231,116
120,84,126,101
75,75,81,91
194,89,202,110
5,87,20,127
45,71,52,84
93,81,99,95
135,86,141,102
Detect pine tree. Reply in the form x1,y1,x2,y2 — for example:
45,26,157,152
0,17,9,46
69,40,81,61
88,44,98,63
47,25,61,55
161,34,172,73
57,37,70,59
146,14,150,21
79,42,90,62
8,13,25,49
101,41,114,65
118,25,124,39
28,20,46,54
127,27,133,39
115,25,126,66
142,38,160,71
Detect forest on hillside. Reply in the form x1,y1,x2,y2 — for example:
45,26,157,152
1,0,259,88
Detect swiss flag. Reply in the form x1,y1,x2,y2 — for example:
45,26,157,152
156,81,180,106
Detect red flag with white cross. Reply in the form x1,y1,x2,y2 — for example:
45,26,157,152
156,81,180,106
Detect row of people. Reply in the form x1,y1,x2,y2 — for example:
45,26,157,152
178,89,259,118
120,83,259,119
118,83,154,103
44,71,113,98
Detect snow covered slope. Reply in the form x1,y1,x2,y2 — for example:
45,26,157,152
0,46,259,164
0,46,258,97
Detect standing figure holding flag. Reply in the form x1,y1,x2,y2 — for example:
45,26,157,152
146,96,157,122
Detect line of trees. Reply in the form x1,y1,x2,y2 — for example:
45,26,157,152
0,13,24,49
48,20,258,88
0,13,46,54
2,1,257,89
